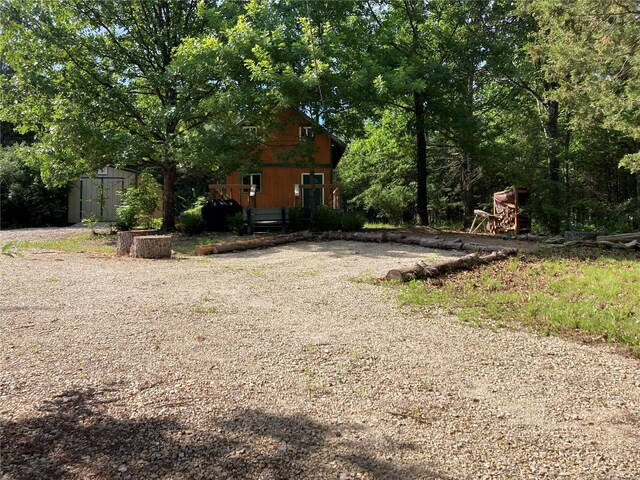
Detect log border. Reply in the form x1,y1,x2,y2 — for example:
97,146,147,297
195,231,517,281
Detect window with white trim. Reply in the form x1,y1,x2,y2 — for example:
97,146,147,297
299,126,314,141
242,173,262,193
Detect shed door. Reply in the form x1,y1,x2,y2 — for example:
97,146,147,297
80,176,125,222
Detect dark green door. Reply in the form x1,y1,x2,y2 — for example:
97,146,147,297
302,173,323,209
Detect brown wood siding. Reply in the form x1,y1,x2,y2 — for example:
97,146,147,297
226,110,336,209
227,166,333,209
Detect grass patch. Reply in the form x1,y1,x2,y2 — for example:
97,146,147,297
16,234,116,255
398,252,640,356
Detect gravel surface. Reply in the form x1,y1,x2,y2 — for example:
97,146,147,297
0,225,89,242
1,239,639,479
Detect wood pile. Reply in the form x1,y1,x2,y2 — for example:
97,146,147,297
130,235,172,259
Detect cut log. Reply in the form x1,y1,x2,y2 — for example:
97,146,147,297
596,232,640,243
384,250,510,282
130,235,172,259
353,232,386,242
116,229,157,256
195,232,307,255
625,240,638,249
385,232,406,242
396,235,424,246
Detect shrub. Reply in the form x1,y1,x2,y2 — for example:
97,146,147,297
145,217,163,230
288,207,309,232
115,206,138,230
226,211,247,235
312,206,341,232
340,210,366,232
115,171,160,230
0,146,68,228
363,184,414,225
179,206,205,235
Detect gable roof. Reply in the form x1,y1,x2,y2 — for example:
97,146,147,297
297,110,346,149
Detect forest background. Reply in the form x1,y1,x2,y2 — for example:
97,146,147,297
1,0,638,234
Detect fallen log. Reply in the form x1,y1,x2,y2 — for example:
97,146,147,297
195,232,307,255
116,229,158,256
396,235,425,246
353,231,386,242
596,232,640,243
384,250,510,282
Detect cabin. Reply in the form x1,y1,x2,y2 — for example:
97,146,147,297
211,110,346,210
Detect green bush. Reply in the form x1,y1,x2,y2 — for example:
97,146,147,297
115,171,160,230
312,206,342,232
0,146,68,228
179,206,205,235
340,210,366,232
288,207,309,232
226,211,247,235
115,206,137,230
364,184,414,225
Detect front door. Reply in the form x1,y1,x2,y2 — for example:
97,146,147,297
302,173,324,209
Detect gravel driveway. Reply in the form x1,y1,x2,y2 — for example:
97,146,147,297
1,241,638,479
0,225,89,242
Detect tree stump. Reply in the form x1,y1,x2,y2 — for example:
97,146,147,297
130,235,172,259
116,229,157,256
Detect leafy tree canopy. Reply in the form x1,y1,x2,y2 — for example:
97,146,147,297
0,0,264,229
526,0,640,171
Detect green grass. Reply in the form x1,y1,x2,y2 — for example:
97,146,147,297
398,253,640,356
363,222,410,230
16,234,116,255
12,232,246,256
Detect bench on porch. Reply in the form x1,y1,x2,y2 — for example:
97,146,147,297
244,207,289,235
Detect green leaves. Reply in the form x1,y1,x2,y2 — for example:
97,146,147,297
527,0,640,170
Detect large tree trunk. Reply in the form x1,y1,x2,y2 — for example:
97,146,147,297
162,162,177,231
462,154,474,228
543,98,562,234
545,100,560,183
414,91,428,226
636,170,640,231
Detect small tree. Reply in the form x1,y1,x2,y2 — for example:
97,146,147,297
115,171,160,231
0,0,261,230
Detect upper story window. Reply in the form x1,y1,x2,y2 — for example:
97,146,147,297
299,126,314,141
242,173,262,193
243,126,258,134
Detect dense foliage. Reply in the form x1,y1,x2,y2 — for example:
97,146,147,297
0,147,68,228
114,171,161,231
1,0,638,233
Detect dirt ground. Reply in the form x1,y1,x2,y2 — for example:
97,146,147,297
1,228,638,479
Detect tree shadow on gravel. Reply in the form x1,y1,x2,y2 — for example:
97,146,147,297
1,387,453,480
